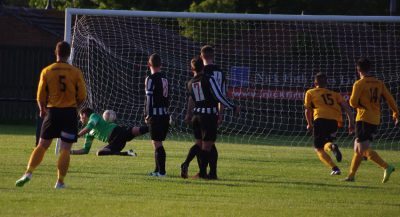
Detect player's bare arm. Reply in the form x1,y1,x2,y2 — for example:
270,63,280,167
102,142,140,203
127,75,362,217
37,101,47,118
217,103,224,125
304,108,313,132
78,128,90,137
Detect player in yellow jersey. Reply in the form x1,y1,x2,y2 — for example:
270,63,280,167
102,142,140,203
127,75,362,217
16,41,87,189
343,58,398,183
304,73,354,176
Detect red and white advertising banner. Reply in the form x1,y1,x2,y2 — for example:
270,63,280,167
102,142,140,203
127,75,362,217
227,87,351,101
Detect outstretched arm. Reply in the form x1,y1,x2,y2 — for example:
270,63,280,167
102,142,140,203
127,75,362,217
78,114,100,137
70,135,93,155
78,127,90,137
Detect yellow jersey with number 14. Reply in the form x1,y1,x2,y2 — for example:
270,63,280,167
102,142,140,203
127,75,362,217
349,76,398,125
304,87,344,127
37,62,87,108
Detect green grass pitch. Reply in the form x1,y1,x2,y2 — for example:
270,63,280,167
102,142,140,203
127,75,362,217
0,124,399,217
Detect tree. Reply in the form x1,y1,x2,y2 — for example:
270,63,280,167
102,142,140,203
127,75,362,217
24,0,194,11
130,0,194,11
188,0,236,13
179,0,237,44
27,0,97,10
3,0,30,7
5,0,393,16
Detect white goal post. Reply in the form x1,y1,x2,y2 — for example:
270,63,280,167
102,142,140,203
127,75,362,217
65,8,400,149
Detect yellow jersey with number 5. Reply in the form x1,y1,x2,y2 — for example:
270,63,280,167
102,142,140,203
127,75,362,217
350,76,398,125
304,87,344,126
37,62,87,108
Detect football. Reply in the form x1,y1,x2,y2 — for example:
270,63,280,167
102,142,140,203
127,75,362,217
102,110,117,122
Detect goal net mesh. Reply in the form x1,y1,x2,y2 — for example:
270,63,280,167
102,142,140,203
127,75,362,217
70,12,400,149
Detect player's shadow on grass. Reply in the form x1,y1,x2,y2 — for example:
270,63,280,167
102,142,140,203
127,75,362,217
70,167,394,190
266,180,381,189
158,177,247,187
201,176,383,190
145,175,384,190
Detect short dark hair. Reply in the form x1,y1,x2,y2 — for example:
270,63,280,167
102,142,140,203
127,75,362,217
55,41,70,58
357,57,371,72
79,107,94,117
191,56,204,73
148,53,161,67
200,45,214,59
315,72,327,87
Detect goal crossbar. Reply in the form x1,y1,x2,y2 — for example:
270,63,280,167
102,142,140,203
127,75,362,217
65,8,400,42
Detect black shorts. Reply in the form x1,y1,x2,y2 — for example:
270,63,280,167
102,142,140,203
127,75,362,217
192,114,218,141
355,121,378,142
103,126,135,152
313,118,338,149
40,107,78,143
148,115,169,141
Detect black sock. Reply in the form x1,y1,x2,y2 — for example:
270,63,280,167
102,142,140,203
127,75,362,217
199,150,210,178
156,146,166,175
183,144,200,166
209,145,218,177
153,150,159,172
196,152,201,170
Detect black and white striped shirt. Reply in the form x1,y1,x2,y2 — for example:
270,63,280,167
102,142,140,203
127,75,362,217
204,64,226,96
144,72,169,116
187,73,235,115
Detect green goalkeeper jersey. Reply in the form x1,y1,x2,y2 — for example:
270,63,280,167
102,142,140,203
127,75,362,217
82,113,117,152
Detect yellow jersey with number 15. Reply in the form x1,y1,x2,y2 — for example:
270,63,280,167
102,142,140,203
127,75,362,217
37,62,87,108
304,87,344,127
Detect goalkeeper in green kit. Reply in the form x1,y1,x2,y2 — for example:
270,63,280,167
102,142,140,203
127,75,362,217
71,107,149,156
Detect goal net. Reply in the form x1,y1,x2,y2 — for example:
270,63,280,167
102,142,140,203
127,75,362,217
66,9,400,150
